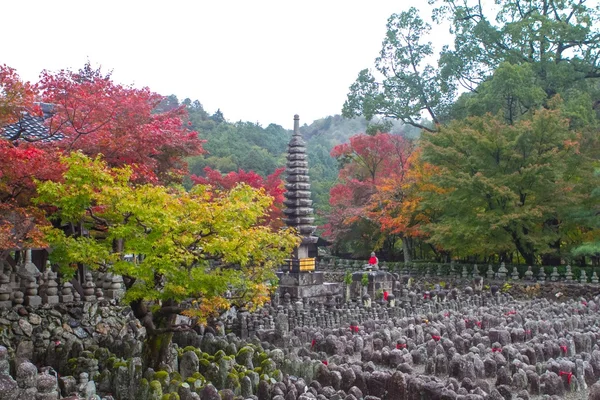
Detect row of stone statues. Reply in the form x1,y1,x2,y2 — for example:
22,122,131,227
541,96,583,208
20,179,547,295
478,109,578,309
319,259,600,283
0,250,125,309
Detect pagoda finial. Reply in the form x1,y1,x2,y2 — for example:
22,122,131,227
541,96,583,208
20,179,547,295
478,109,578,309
293,114,300,135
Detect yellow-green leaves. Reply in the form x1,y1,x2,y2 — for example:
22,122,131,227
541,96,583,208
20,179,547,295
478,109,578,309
36,153,300,319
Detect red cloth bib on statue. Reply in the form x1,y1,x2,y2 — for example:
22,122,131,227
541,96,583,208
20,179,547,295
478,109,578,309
369,256,377,265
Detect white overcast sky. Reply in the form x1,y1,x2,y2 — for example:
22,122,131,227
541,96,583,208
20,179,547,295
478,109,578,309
2,1,448,129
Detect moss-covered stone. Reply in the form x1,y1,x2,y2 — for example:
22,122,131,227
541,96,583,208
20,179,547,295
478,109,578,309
260,359,276,375
191,372,204,381
253,351,269,368
233,364,247,375
224,372,240,394
271,369,283,382
203,362,220,387
136,378,150,400
153,370,170,389
106,356,117,369
168,378,181,394
171,371,182,382
236,346,255,369
198,359,211,375
149,380,163,400
214,350,226,361
225,342,237,356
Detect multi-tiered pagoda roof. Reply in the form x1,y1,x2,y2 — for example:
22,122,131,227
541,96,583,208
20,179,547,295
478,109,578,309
283,115,317,245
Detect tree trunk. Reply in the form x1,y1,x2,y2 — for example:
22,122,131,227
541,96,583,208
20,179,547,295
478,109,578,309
513,239,536,266
541,239,561,266
143,331,174,370
131,299,178,370
402,237,412,264
509,229,536,265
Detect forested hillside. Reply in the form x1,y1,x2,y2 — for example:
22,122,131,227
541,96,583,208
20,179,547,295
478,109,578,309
161,94,413,222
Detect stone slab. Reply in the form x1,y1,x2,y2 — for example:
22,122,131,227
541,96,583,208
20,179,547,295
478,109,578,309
277,271,324,286
25,296,42,307
279,282,342,301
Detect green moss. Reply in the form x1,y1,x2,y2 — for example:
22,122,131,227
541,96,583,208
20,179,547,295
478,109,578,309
198,359,210,374
233,364,247,374
81,350,94,358
161,394,180,400
113,361,127,369
171,372,181,381
260,359,276,374
272,369,283,382
214,350,226,361
183,346,196,353
191,372,203,380
154,371,170,380
225,372,240,390
149,380,163,394
257,352,269,364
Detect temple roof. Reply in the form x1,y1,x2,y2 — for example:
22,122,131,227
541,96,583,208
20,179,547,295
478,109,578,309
0,103,62,143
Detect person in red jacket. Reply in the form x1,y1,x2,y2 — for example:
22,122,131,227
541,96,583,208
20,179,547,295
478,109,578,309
368,252,378,266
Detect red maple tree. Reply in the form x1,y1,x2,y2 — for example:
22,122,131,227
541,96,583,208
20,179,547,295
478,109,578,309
191,167,286,228
39,63,205,184
324,133,416,257
0,64,41,127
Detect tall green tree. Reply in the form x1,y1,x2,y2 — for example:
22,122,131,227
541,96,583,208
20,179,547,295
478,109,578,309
572,169,600,264
344,1,600,129
432,0,600,93
342,8,447,131
421,103,595,264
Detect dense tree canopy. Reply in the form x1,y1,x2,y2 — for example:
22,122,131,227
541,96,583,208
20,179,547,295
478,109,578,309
324,133,416,258
191,167,286,229
38,63,205,184
36,152,299,368
421,104,594,264
336,0,600,264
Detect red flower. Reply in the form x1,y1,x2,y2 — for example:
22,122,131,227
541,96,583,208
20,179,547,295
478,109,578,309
559,371,573,384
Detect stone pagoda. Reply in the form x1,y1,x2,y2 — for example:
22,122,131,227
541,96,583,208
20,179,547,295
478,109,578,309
278,115,338,301
283,115,318,261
